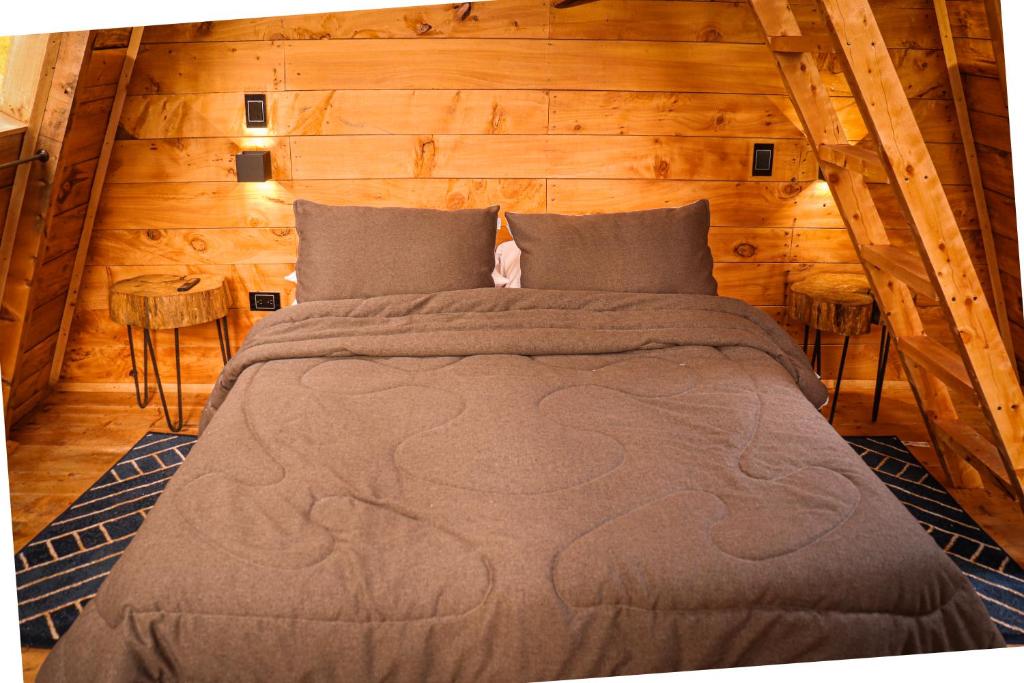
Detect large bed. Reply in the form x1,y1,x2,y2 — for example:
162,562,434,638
39,288,1002,681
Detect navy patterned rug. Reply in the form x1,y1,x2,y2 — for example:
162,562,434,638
16,432,196,648
847,436,1024,644
13,432,1024,647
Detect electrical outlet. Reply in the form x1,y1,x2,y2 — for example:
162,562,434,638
249,291,281,311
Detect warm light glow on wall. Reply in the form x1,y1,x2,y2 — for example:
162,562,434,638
0,36,11,93
242,137,274,149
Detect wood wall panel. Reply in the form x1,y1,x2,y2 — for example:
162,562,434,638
118,90,552,138
548,92,960,142
281,39,949,98
107,138,292,182
286,135,818,182
140,0,550,43
548,180,979,230
95,179,547,229
550,0,942,49
970,109,1011,151
287,39,751,92
954,37,997,77
128,42,284,95
88,226,799,267
963,72,1007,116
977,143,1013,196
61,0,992,390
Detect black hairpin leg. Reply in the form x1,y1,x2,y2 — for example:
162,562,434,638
126,326,151,408
829,335,851,424
802,324,810,353
141,328,184,433
215,316,232,363
871,324,891,423
811,330,822,375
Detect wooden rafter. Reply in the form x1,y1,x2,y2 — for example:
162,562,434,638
749,0,1024,511
49,28,144,388
0,32,90,417
0,35,60,307
932,0,1013,359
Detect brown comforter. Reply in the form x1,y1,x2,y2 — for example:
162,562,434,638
39,290,1002,682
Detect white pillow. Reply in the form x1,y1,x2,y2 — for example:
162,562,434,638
285,270,298,305
492,240,521,288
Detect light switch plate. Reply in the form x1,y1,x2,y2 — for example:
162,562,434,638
751,143,775,177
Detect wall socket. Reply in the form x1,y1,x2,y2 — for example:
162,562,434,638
249,291,281,311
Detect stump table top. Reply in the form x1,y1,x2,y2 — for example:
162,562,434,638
787,273,874,337
109,274,230,330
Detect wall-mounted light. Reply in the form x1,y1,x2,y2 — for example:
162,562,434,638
236,150,272,182
751,143,774,177
244,93,267,128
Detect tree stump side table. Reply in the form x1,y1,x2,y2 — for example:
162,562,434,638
786,273,892,424
109,275,232,432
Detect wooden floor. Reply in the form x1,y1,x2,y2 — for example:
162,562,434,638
8,380,1024,681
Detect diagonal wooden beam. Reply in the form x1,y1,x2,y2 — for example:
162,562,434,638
820,0,1024,493
932,0,1013,359
48,28,144,388
0,35,60,307
1,32,92,418
748,0,979,488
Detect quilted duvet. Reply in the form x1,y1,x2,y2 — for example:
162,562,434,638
39,289,1002,682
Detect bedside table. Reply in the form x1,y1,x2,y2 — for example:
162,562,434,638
109,274,232,431
787,273,892,424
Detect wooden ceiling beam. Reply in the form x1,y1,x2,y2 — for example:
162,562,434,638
932,0,1013,360
49,28,144,389
1,32,92,419
0,35,60,307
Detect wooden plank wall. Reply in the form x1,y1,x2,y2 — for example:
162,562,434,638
55,0,1005,394
950,0,1022,373
2,29,134,424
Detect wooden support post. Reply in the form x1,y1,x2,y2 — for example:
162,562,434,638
49,28,144,388
932,0,1014,360
820,0,1024,494
748,0,981,488
1,31,94,422
0,35,59,307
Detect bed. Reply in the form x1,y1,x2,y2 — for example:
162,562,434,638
39,287,1002,681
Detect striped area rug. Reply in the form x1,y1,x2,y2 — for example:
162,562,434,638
13,432,1024,648
16,432,196,648
848,436,1024,644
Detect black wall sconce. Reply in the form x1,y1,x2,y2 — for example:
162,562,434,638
751,143,775,177
236,150,272,182
244,94,267,128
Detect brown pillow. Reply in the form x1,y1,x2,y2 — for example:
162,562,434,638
294,201,499,301
506,201,716,295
